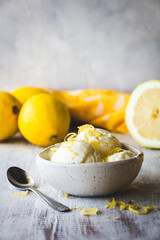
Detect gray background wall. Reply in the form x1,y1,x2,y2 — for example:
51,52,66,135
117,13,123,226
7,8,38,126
0,0,160,92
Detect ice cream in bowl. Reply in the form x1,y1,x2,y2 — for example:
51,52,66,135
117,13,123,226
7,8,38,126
36,125,144,197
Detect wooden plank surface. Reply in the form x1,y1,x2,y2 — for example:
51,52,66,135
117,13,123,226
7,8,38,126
0,132,160,240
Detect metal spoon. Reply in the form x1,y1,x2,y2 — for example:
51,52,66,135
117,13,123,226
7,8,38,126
7,166,69,212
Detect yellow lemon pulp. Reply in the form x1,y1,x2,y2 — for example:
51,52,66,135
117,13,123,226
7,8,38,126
133,88,160,140
0,92,21,141
126,80,160,148
11,86,48,105
18,93,70,147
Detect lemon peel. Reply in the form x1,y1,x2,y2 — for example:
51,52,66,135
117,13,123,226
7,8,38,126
64,132,77,142
70,206,83,210
105,216,120,220
58,190,71,199
80,208,99,216
60,133,79,156
78,124,104,140
78,124,94,133
61,142,78,157
120,205,126,211
105,198,158,215
128,205,158,215
105,198,117,209
108,148,123,156
70,206,99,216
105,147,123,161
105,198,138,210
12,190,29,196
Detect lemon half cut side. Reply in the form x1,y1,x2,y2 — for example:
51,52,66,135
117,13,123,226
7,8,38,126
126,80,160,148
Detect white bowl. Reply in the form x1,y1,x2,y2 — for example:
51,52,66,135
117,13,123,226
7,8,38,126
36,143,143,197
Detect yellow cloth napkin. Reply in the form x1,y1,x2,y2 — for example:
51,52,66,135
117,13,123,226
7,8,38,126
47,89,130,134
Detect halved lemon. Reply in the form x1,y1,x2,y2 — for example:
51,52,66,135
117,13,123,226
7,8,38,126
125,80,160,148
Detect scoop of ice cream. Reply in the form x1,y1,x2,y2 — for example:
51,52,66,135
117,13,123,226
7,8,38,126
51,140,103,164
77,124,121,157
107,150,135,162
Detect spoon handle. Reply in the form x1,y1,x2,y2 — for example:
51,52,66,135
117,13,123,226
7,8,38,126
29,188,69,212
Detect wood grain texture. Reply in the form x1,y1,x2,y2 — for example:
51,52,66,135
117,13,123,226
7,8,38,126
0,133,160,240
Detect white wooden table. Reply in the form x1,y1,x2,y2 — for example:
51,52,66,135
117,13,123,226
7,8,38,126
0,131,160,240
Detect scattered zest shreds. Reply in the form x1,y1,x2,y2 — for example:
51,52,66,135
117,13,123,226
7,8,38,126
78,124,104,140
64,132,77,142
128,205,158,215
12,190,29,196
81,208,99,216
58,190,71,199
105,216,120,220
70,206,99,216
70,206,83,210
105,198,158,215
105,147,123,162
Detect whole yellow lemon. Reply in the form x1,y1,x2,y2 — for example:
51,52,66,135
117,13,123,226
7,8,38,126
18,93,70,146
11,86,48,105
0,92,21,141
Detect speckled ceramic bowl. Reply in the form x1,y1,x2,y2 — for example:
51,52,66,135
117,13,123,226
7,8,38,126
36,143,143,197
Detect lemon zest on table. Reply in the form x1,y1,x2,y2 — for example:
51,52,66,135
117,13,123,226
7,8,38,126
81,208,99,216
105,198,158,215
12,190,29,196
128,205,158,215
105,216,120,220
120,205,126,210
58,190,71,199
70,206,83,210
105,198,138,210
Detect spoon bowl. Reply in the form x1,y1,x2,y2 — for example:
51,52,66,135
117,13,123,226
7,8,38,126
7,166,34,190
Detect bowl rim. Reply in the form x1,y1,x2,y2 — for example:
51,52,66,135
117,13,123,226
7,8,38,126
36,142,144,167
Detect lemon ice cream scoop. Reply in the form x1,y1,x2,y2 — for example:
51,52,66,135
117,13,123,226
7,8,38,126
51,140,103,164
107,150,135,162
77,125,121,157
